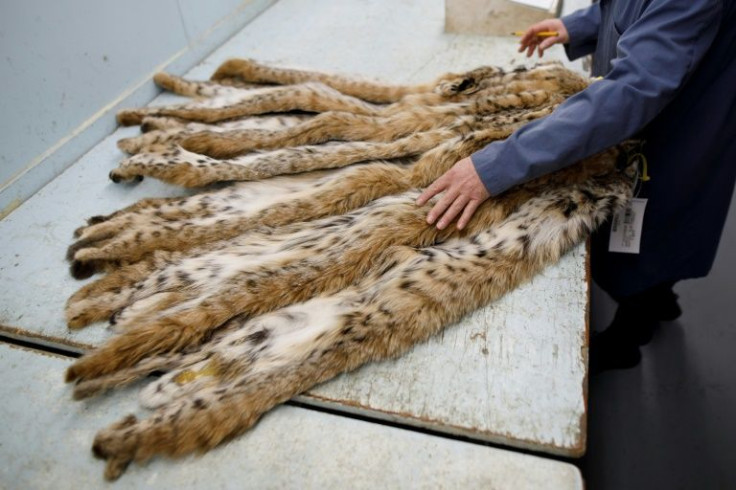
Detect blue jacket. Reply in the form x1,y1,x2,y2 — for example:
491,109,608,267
471,0,736,298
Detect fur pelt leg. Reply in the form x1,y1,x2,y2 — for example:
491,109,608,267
207,58,585,105
66,168,343,278
209,58,448,103
118,114,311,155
117,81,382,126
175,89,557,159
110,131,453,186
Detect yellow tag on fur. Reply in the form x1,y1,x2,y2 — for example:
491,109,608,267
174,361,220,385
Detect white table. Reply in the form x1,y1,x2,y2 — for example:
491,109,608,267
0,343,583,489
0,0,591,485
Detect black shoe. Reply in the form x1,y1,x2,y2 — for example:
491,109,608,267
589,300,657,375
651,289,682,321
590,327,643,375
608,306,656,346
610,283,682,346
590,283,681,374
621,283,682,323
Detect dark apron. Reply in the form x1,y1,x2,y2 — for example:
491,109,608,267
590,0,736,299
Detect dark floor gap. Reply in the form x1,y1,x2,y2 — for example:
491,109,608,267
0,334,82,359
286,398,583,469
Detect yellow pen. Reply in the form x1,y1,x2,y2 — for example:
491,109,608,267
511,31,559,37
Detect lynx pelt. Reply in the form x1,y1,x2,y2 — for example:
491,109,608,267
64,58,634,480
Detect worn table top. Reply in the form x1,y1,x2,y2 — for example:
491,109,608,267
0,0,591,459
0,343,584,489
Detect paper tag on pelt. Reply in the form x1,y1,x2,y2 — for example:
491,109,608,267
609,198,647,254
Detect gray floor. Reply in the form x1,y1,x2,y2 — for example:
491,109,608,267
584,196,736,488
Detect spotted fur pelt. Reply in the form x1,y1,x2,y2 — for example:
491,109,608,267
64,58,635,480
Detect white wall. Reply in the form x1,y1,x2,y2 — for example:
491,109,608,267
0,0,274,215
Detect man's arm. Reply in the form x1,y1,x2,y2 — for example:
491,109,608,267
562,3,601,60
517,4,601,58
420,0,724,229
473,0,723,197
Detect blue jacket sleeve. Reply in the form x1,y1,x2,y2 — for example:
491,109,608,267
471,0,723,196
562,3,601,60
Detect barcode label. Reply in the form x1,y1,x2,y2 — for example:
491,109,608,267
609,198,648,254
623,207,635,225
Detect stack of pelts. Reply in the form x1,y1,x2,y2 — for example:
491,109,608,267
64,58,634,479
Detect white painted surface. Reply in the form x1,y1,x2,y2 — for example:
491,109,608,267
510,0,559,12
0,0,592,456
0,343,584,489
303,246,589,455
0,0,184,186
0,0,276,217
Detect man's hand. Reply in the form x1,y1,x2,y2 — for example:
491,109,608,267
518,18,569,58
416,157,491,230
